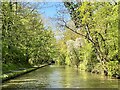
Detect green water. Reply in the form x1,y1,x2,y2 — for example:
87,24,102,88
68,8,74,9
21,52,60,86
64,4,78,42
2,65,120,89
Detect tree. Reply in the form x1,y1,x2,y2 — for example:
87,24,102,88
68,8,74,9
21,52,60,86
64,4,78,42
2,2,58,73
64,1,119,76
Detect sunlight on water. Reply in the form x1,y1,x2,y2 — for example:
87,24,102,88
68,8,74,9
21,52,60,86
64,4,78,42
2,65,119,89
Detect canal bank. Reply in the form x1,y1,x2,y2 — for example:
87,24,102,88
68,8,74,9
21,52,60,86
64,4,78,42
1,64,50,83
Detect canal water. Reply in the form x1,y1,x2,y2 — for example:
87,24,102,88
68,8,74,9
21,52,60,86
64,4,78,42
2,65,120,89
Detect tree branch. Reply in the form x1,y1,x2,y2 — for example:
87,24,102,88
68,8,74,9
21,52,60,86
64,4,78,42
62,20,86,37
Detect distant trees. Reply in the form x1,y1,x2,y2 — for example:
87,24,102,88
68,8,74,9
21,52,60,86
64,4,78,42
66,38,83,68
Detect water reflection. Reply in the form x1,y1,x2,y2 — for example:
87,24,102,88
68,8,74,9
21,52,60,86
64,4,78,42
2,65,119,89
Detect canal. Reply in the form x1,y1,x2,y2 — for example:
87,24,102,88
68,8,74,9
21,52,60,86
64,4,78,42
2,65,120,89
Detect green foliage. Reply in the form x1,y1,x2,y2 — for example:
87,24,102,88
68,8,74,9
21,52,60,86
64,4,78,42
63,2,119,77
2,2,57,73
2,1,119,78
106,61,119,77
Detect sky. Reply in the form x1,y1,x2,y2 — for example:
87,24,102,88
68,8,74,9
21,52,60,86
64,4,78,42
36,2,71,39
40,2,59,17
37,2,71,29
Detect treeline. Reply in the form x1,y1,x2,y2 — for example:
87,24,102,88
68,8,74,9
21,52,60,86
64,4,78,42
1,1,120,78
56,1,120,78
2,2,57,73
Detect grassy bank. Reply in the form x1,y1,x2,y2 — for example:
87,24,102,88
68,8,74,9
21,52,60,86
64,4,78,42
1,64,49,83
2,63,32,74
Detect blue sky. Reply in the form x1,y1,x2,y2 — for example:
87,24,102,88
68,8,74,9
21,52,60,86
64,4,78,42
37,2,70,29
35,2,71,39
40,2,59,17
